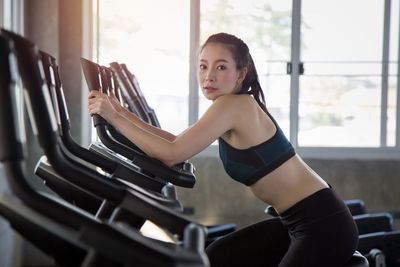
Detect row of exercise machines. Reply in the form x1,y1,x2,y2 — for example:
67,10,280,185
0,28,397,266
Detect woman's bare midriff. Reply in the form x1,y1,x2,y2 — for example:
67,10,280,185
249,154,329,214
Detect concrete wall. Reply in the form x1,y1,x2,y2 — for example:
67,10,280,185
0,166,21,267
177,155,400,229
23,0,90,177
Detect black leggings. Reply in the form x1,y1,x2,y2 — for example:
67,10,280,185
205,188,359,267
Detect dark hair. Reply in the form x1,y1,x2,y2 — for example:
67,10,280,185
200,32,268,113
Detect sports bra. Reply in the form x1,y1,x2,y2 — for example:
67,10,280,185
218,113,295,186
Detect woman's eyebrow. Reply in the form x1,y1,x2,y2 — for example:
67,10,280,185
199,58,229,63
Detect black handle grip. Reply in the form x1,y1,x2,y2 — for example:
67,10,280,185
93,114,107,127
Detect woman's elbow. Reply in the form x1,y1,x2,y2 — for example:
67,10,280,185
163,159,178,168
161,153,181,167
157,149,179,167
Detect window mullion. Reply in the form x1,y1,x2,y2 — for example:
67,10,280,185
396,1,400,148
290,0,301,148
0,0,3,27
81,0,93,148
12,0,23,34
381,0,391,147
189,0,200,126
95,0,99,63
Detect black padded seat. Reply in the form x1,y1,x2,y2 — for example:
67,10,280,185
344,251,369,267
353,213,393,235
345,199,367,216
359,231,400,267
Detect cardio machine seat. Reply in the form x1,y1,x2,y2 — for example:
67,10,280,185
358,230,400,267
345,199,367,216
344,251,369,267
353,213,393,235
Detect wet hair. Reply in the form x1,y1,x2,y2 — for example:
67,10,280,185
200,32,268,113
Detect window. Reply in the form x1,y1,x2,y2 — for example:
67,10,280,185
96,0,190,135
94,0,400,159
1,0,23,32
299,0,392,148
295,0,400,158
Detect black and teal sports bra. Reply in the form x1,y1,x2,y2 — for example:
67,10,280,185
218,113,295,186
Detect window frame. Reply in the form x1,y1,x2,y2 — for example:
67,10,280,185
292,0,400,159
191,0,400,159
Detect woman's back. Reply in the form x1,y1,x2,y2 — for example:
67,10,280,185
219,94,275,149
218,94,328,214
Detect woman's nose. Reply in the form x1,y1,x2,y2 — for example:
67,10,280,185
205,70,215,82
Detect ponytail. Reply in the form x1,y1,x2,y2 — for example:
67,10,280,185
239,54,268,113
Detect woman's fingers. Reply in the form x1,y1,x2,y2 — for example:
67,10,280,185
88,90,100,99
87,93,117,122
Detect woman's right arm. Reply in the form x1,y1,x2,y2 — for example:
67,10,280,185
108,94,177,142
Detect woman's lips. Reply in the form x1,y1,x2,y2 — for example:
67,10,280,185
204,86,217,93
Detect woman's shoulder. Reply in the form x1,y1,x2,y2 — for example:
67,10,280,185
210,95,257,119
214,93,254,107
210,94,259,125
217,94,261,116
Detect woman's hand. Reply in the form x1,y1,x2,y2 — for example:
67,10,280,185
88,90,118,122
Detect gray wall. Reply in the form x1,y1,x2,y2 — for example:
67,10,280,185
23,0,90,176
178,156,400,229
0,166,21,267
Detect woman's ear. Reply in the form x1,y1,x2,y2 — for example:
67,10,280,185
237,67,248,84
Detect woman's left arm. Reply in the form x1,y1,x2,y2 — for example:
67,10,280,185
89,92,240,166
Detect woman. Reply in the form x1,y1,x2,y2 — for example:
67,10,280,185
88,33,358,266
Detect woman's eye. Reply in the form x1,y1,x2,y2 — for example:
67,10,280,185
217,65,226,70
199,64,207,70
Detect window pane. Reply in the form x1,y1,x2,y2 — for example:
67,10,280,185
300,0,384,147
299,75,381,147
97,0,189,134
302,0,383,61
199,0,292,136
2,0,13,29
388,75,397,146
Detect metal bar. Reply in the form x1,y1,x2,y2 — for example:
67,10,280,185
381,0,391,147
0,0,3,27
300,60,395,64
188,0,200,126
81,0,93,148
96,0,99,64
292,74,389,77
396,1,400,147
289,0,302,148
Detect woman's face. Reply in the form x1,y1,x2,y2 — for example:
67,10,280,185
197,43,246,101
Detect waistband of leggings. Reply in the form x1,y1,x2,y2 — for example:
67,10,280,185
280,187,349,228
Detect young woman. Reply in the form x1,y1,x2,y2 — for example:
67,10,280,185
88,33,358,267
